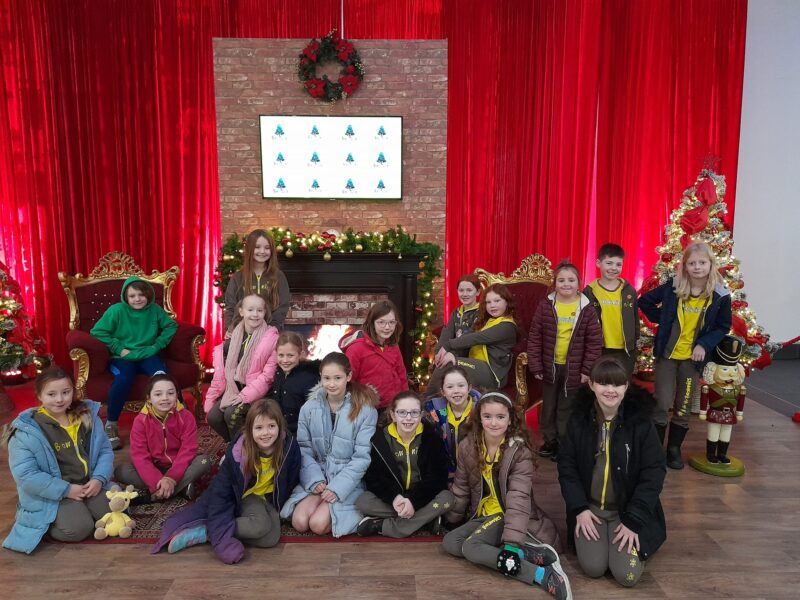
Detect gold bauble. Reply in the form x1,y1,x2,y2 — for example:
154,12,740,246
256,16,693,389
355,243,363,252
285,248,294,258
276,244,284,253
323,251,332,261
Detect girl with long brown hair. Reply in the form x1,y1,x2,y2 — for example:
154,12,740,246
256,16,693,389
443,391,570,600
279,352,379,537
153,398,301,564
223,229,291,332
339,299,409,409
429,283,518,392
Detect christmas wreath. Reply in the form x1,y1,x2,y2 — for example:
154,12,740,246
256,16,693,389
298,31,365,103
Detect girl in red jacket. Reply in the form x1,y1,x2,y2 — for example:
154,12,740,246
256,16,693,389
205,294,280,441
115,374,211,502
527,262,602,460
339,300,409,410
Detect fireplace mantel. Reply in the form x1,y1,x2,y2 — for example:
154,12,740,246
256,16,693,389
278,253,422,367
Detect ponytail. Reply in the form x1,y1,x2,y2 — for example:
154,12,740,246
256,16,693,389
320,352,378,420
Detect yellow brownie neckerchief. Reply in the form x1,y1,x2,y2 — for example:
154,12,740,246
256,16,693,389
468,316,515,364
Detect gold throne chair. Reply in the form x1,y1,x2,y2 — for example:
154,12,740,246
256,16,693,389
58,252,206,419
474,253,553,413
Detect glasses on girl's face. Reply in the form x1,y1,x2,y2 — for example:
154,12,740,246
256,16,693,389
394,409,421,419
376,319,397,327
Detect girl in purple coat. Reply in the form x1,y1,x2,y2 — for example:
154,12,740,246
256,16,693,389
152,399,300,564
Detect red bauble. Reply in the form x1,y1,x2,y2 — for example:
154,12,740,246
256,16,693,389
299,244,309,252
662,253,673,263
792,412,800,423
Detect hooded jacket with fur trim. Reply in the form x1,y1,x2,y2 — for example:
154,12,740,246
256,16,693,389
445,434,560,549
527,292,603,390
557,384,667,560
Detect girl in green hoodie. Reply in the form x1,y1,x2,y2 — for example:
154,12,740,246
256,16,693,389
91,277,178,449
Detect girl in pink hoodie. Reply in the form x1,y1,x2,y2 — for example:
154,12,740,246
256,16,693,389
205,294,280,441
115,374,211,501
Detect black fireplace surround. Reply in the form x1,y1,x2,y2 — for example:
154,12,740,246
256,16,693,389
278,253,422,366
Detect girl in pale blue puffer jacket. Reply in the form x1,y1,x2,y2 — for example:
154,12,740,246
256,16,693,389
280,352,378,537
3,367,114,554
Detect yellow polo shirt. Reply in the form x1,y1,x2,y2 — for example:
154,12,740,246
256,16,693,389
243,456,275,498
589,280,625,350
670,296,709,360
554,301,578,365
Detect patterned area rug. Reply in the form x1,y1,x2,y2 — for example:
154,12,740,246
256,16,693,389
91,425,441,544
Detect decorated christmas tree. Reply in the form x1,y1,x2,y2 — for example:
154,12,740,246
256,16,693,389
0,261,50,378
637,170,779,374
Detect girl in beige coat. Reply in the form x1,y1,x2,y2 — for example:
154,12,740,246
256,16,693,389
443,392,572,600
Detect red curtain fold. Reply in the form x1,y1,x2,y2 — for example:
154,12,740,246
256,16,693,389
0,0,747,367
0,0,339,366
594,0,748,287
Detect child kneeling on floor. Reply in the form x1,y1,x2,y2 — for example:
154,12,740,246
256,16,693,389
3,366,114,553
443,392,571,600
356,391,454,537
557,356,666,587
152,398,300,564
114,374,211,503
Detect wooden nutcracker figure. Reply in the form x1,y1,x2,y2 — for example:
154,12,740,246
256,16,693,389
690,335,746,476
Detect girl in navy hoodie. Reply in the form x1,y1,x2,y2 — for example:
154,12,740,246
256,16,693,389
639,241,731,469
267,332,320,436
152,398,300,564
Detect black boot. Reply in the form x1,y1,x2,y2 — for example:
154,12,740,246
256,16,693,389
655,424,667,447
706,440,720,464
717,441,731,464
666,424,688,470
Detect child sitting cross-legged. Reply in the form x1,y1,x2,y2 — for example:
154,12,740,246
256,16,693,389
114,374,211,503
152,398,301,564
443,391,570,600
355,391,454,538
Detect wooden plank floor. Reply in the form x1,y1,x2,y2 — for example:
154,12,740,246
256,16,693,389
1,399,798,599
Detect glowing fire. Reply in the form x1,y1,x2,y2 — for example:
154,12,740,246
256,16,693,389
307,325,353,360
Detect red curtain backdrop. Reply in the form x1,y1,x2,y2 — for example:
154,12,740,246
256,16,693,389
0,0,746,366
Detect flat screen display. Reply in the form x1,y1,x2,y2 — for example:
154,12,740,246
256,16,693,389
259,115,402,199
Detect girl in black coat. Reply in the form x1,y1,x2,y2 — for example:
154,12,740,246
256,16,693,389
267,332,321,435
355,391,454,537
557,357,666,587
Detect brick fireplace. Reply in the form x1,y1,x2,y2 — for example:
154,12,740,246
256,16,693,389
278,253,421,366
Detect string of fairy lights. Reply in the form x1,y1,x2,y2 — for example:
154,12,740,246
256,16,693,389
636,170,777,373
214,226,442,384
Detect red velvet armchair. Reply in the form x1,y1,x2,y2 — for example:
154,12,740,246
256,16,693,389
474,253,553,413
58,252,206,418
